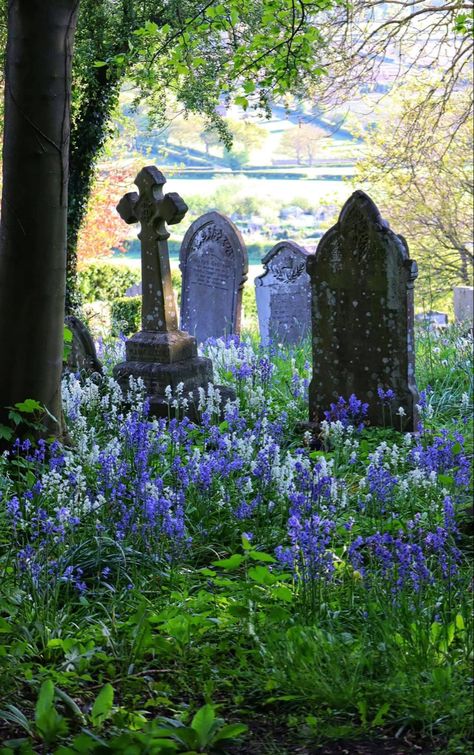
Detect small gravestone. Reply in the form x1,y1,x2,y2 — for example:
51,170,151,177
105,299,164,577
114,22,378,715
180,211,248,343
255,241,312,346
125,282,142,297
64,315,102,375
415,311,448,329
454,286,473,324
308,190,419,431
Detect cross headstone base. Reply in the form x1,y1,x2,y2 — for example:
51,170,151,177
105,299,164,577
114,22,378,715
125,329,198,363
114,354,235,420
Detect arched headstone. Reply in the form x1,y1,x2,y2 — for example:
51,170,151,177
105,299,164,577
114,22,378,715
255,241,312,347
308,190,419,430
179,211,248,343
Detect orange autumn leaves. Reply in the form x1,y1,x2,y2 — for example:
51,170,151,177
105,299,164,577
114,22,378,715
77,163,140,267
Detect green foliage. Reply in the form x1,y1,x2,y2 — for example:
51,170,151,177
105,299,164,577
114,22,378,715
353,72,473,299
66,0,334,308
78,263,141,303
153,705,247,752
111,295,141,336
0,327,472,753
91,684,114,727
0,399,49,443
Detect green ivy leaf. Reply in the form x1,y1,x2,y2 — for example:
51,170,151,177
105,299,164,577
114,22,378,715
248,565,276,585
91,683,114,727
14,399,43,414
211,554,243,570
248,551,276,563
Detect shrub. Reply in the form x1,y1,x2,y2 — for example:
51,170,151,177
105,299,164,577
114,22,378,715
78,263,141,303
111,296,141,336
243,282,257,325
110,270,182,336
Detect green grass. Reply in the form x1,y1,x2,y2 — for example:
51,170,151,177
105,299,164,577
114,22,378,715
0,325,472,754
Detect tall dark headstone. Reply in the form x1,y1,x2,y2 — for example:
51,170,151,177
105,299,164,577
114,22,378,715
255,241,312,347
180,211,248,343
308,190,419,430
113,166,224,416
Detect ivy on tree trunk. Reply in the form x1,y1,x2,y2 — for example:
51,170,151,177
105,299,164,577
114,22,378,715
66,67,120,313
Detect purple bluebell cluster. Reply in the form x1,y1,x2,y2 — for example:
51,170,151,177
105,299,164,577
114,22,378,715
377,387,396,404
324,394,369,430
0,336,469,621
410,430,470,486
276,514,336,582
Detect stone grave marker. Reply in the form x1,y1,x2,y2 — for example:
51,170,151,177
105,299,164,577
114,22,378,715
125,282,142,297
414,310,448,329
255,241,312,347
454,286,473,324
308,190,419,431
64,315,102,375
179,211,248,343
113,166,233,417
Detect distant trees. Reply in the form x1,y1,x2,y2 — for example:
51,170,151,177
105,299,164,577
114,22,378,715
66,0,334,309
223,119,267,168
279,124,326,165
77,165,138,265
314,0,473,125
355,75,473,299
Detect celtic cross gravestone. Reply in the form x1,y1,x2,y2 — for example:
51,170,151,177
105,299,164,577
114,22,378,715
113,166,228,415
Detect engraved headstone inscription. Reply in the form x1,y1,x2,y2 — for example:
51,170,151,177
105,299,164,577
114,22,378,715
180,211,248,343
255,241,312,347
308,190,419,430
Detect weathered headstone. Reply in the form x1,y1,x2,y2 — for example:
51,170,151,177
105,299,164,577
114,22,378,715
113,166,230,416
255,241,312,346
180,211,248,343
308,190,419,430
454,286,473,324
64,316,102,375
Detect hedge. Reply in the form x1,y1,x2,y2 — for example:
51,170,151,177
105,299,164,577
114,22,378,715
78,263,141,303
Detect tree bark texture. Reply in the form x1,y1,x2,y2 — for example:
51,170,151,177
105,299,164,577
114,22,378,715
0,0,80,430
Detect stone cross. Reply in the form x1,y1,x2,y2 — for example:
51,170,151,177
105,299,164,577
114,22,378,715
113,165,236,419
117,166,187,332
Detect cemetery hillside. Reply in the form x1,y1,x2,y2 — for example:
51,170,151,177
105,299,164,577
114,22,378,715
0,2,472,754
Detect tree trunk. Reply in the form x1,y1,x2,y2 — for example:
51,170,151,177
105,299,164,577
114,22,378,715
0,0,80,433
